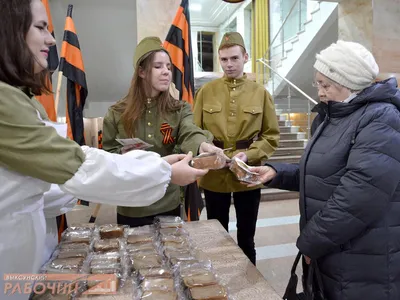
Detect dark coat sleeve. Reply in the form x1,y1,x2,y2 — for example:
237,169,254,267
297,107,400,259
265,163,300,192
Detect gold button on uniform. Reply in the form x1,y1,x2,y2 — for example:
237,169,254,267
231,113,234,116
252,110,255,113
148,134,152,138
148,110,151,114
232,100,235,103
210,109,213,112
147,122,152,126
233,88,236,91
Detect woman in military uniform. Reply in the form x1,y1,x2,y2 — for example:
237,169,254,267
103,37,223,227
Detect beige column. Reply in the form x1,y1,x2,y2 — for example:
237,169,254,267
136,0,181,43
338,0,400,80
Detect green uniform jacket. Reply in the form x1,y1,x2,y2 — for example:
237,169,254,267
193,75,280,193
103,100,212,218
0,82,84,183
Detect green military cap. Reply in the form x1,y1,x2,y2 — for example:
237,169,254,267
133,36,165,67
219,32,246,51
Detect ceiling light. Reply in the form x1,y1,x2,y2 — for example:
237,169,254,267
190,3,202,12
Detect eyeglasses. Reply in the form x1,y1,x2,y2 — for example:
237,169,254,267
312,81,331,91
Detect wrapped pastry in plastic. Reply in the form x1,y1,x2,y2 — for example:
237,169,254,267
165,249,194,261
90,252,121,266
90,263,122,275
154,217,184,229
159,227,189,237
41,261,81,274
61,229,92,244
131,254,163,270
126,242,156,254
98,224,126,239
127,233,154,244
178,262,214,278
165,250,196,266
190,152,227,170
55,248,88,259
141,290,177,300
141,278,175,292
173,259,201,269
183,272,218,288
154,216,182,224
125,225,155,237
229,157,261,184
50,257,84,270
160,235,188,244
189,284,228,300
163,241,191,251
59,242,89,251
161,235,191,252
93,238,120,252
138,267,173,279
68,223,96,231
132,249,159,257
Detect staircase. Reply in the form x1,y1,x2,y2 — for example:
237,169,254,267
261,114,304,202
266,1,338,101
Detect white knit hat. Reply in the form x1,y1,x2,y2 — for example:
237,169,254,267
314,40,379,91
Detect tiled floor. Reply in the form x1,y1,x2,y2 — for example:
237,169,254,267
66,199,301,296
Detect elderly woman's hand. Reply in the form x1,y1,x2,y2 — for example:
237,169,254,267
244,165,277,187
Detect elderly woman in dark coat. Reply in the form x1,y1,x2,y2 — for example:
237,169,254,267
249,40,400,300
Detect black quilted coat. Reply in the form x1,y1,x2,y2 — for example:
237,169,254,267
269,78,400,300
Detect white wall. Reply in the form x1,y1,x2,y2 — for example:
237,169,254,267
218,0,252,73
49,0,137,118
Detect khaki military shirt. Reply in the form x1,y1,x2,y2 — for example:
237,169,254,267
193,74,280,193
103,100,212,218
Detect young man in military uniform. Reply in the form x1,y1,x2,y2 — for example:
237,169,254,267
193,32,280,265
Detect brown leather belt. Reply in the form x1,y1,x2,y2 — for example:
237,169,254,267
213,139,253,150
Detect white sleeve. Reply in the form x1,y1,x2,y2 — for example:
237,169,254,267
43,184,77,218
59,146,171,207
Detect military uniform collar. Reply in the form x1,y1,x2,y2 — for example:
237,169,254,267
223,73,247,87
145,97,158,109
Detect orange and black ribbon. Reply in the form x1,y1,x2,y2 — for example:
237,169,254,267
163,0,194,105
160,123,175,144
60,5,88,146
98,130,103,149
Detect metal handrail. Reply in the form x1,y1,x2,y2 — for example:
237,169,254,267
264,0,300,59
257,58,318,105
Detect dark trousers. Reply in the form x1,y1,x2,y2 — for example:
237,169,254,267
204,188,261,265
117,205,181,228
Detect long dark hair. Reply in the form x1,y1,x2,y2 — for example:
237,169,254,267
112,50,182,137
0,0,50,95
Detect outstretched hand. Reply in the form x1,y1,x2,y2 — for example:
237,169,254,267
169,152,209,186
243,165,277,187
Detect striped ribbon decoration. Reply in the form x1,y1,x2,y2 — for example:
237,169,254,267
160,123,175,144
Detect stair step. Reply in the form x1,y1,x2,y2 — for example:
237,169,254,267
261,188,299,202
280,132,306,140
273,147,304,156
279,126,299,133
279,139,307,148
